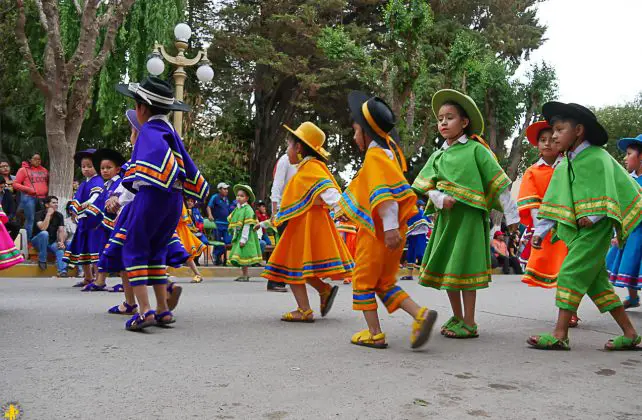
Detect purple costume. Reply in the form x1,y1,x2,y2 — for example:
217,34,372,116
63,174,104,265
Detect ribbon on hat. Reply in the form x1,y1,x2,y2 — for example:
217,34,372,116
128,83,176,106
361,102,408,172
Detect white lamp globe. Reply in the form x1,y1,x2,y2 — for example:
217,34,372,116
196,64,214,82
174,23,192,42
146,55,165,76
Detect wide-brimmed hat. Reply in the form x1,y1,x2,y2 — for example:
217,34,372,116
283,122,330,160
92,148,126,171
526,121,553,147
125,109,141,131
617,134,642,152
233,184,256,204
116,76,190,112
348,91,400,148
542,101,608,146
432,89,484,136
73,148,96,167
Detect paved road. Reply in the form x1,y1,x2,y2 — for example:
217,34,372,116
0,275,640,419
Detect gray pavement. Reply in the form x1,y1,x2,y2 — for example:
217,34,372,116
0,275,640,419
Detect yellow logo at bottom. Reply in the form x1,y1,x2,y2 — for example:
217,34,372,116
2,403,22,420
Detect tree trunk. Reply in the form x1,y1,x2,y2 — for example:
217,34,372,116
506,106,536,180
45,111,75,205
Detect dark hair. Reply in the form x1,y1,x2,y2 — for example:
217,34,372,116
0,156,9,165
44,195,58,205
549,115,579,127
65,200,73,216
136,100,169,117
537,127,553,140
289,135,324,161
440,100,472,135
627,143,642,155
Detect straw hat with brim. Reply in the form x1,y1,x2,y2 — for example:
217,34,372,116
348,91,400,148
283,122,330,160
116,76,190,112
92,148,126,171
617,134,642,152
73,148,96,167
126,109,141,131
542,102,608,146
432,89,485,136
526,121,553,147
233,184,256,204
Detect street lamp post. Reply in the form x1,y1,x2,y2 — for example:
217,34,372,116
146,23,214,137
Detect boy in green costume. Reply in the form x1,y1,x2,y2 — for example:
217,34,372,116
412,89,520,339
528,102,641,351
228,184,263,281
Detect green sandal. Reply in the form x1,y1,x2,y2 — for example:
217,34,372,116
444,320,478,339
440,316,460,335
526,333,570,350
604,335,641,351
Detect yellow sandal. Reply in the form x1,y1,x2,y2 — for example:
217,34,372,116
410,307,438,349
191,275,203,283
281,308,315,323
319,285,339,317
351,329,388,349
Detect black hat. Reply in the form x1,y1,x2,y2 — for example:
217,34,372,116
73,148,96,167
348,91,400,148
92,148,126,171
116,76,190,112
542,101,608,146
256,200,266,206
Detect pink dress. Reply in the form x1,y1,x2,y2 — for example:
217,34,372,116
0,205,23,270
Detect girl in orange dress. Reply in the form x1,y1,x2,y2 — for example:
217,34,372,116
176,201,206,283
262,122,354,322
336,220,358,284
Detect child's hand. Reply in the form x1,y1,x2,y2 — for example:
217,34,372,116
105,196,120,213
240,241,246,248
442,196,456,209
577,217,593,228
383,229,402,249
532,235,543,249
611,238,619,247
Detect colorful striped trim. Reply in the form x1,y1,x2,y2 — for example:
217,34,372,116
369,182,414,209
408,219,431,233
353,289,377,308
90,186,103,195
228,217,259,230
589,290,622,312
522,269,557,289
555,286,583,310
437,180,486,209
517,195,542,211
487,170,511,207
263,258,354,281
411,176,435,195
539,202,576,226
183,169,209,200
377,285,408,311
124,149,179,189
339,189,375,235
622,194,642,236
230,254,263,266
126,265,168,282
85,204,101,217
63,251,99,265
419,269,491,290
101,215,115,231
275,179,333,224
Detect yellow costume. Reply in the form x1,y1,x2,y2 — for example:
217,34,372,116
340,147,417,313
176,204,204,260
262,157,354,284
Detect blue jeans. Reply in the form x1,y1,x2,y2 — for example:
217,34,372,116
32,231,66,273
213,224,232,261
19,195,37,240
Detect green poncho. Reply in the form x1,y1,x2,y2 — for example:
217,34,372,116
227,204,263,267
539,146,642,244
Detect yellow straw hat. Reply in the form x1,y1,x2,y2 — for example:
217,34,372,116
283,122,330,160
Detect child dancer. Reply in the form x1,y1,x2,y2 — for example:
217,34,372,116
412,89,519,339
400,200,431,281
80,148,126,292
177,201,206,283
606,134,642,310
0,203,24,270
263,122,352,321
115,77,209,331
528,102,640,351
65,149,104,287
340,92,437,349
228,184,263,282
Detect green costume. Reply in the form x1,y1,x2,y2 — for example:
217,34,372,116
539,146,642,313
412,138,511,290
227,204,263,267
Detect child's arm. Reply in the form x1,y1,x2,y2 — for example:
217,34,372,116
499,189,519,228
532,218,555,249
377,201,402,249
319,188,342,214
240,223,250,247
428,190,455,210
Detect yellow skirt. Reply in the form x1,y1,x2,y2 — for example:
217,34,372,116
262,205,354,284
176,222,205,260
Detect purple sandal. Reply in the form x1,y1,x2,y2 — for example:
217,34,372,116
108,301,138,315
155,311,176,327
72,281,89,288
125,310,156,331
108,284,124,293
81,282,108,292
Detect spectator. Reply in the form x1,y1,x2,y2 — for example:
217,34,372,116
207,182,232,265
32,196,67,276
0,159,19,239
14,153,49,240
491,231,523,275
255,200,271,246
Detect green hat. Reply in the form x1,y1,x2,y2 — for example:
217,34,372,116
233,184,256,204
431,89,484,136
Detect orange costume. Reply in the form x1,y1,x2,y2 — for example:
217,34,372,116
340,146,417,313
518,124,567,288
262,157,354,284
176,204,205,260
336,221,358,258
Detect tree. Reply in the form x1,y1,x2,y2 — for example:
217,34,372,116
15,0,137,201
595,93,642,160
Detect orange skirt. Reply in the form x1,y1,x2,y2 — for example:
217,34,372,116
262,205,354,284
176,222,204,260
522,231,567,288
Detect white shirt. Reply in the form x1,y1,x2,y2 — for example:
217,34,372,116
427,135,519,226
368,141,399,232
271,154,297,210
534,141,602,237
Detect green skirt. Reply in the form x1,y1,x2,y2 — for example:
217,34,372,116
229,230,263,267
418,202,492,291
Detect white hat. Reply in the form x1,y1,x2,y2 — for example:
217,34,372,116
217,182,230,189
